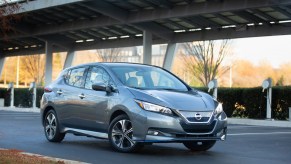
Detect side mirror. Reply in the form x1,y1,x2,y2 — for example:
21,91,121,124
92,83,118,93
92,82,107,92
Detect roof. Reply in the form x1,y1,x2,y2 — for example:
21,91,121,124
2,0,291,56
67,62,161,69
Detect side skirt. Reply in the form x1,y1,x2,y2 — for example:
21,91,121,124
64,128,108,139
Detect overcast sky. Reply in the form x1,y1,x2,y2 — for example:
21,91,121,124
233,35,291,68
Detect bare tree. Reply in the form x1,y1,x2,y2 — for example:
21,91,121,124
0,0,22,39
181,40,232,86
20,55,45,85
96,48,122,62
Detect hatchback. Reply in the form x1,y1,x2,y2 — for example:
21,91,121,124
41,62,227,153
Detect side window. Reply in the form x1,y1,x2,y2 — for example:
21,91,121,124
85,67,113,89
64,70,71,84
67,67,86,88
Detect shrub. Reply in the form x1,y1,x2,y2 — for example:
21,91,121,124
0,88,44,108
232,102,247,118
193,86,291,120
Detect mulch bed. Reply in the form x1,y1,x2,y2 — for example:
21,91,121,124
0,149,65,164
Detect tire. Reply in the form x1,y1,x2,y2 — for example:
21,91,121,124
108,114,142,153
44,110,65,142
183,140,216,151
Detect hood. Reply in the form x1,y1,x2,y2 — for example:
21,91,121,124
127,88,215,111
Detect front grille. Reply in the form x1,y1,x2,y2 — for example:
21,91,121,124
187,117,210,122
180,120,216,133
177,110,213,123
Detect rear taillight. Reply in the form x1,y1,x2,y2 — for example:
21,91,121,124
44,87,52,92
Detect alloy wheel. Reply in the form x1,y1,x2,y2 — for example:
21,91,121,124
111,119,135,149
45,113,57,140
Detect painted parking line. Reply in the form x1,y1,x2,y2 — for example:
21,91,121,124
0,114,39,117
0,112,40,119
229,125,263,128
229,132,291,136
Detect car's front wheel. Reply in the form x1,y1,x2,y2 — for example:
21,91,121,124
183,140,216,151
44,110,65,142
108,114,142,153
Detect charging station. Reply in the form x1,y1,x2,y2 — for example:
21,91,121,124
262,78,272,119
7,82,14,108
29,82,36,108
208,79,218,100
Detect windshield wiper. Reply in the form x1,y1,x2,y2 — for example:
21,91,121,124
156,88,178,91
128,86,145,90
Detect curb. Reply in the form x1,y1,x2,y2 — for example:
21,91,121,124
0,107,40,113
0,148,88,164
228,118,291,128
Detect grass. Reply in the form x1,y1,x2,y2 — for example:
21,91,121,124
0,149,65,164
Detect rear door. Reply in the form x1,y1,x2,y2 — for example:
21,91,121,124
56,66,88,129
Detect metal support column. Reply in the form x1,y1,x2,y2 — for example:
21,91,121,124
45,41,53,86
163,43,177,71
0,56,5,78
143,31,152,65
64,50,75,69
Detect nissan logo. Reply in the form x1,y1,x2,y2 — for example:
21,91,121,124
194,113,202,120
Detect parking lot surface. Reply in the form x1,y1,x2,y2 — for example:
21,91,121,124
0,111,291,164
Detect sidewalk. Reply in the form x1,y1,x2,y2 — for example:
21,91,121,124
0,106,40,113
1,107,291,128
228,118,291,128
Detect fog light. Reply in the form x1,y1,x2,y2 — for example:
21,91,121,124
217,128,227,141
221,135,226,141
147,129,173,137
148,130,160,136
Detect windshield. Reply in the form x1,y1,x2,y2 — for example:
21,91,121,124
110,65,188,91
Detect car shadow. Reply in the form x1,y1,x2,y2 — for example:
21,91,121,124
59,136,222,158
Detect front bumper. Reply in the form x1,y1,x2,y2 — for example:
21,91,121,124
143,126,227,143
132,110,227,143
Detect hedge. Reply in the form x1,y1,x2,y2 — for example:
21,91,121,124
194,87,291,120
0,87,290,120
0,88,44,108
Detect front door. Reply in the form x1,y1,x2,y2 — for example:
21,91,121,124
78,66,115,132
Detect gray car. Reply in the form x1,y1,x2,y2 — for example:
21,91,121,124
41,62,227,153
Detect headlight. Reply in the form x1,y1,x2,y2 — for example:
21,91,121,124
214,103,223,116
135,100,173,115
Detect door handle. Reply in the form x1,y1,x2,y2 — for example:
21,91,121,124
78,94,85,99
57,90,63,95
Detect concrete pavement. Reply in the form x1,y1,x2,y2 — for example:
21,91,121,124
1,110,291,164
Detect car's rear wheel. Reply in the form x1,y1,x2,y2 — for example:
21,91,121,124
183,140,216,151
44,110,65,142
108,114,142,153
